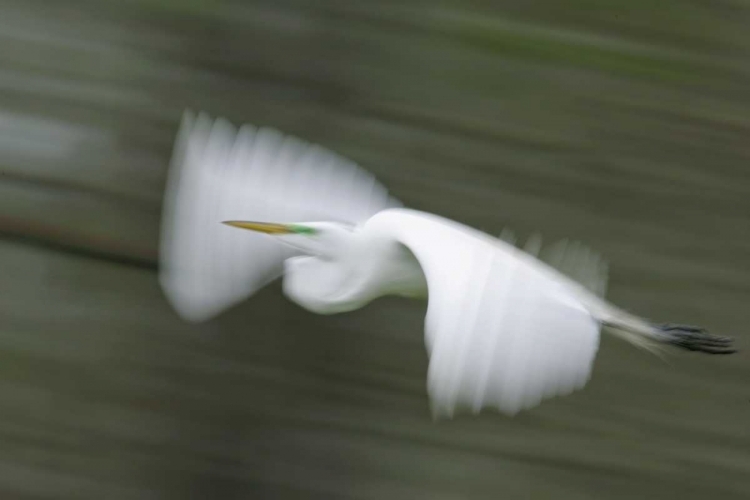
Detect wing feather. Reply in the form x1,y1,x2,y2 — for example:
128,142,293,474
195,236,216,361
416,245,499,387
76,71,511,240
538,238,609,298
159,111,401,321
499,230,609,298
375,209,602,417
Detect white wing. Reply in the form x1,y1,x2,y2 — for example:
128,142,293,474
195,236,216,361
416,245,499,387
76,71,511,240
500,231,609,298
377,209,602,417
159,111,401,321
537,238,608,298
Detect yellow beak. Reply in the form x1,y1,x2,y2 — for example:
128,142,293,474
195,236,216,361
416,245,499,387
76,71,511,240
222,221,294,234
222,221,317,235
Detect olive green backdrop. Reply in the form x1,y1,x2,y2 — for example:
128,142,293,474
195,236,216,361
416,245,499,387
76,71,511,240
0,0,748,498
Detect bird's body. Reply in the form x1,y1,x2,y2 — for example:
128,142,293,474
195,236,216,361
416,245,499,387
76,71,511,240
280,212,429,314
159,111,735,418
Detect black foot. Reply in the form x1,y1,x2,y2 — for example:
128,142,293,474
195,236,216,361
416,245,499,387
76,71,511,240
655,323,736,355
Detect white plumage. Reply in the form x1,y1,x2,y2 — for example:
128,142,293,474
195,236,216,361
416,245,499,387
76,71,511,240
159,111,735,418
367,210,602,416
159,111,400,322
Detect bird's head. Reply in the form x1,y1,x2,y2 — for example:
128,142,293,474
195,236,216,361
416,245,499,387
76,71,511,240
222,220,355,259
222,219,364,314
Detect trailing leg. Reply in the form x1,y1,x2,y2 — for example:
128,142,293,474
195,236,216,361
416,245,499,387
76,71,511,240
653,323,736,355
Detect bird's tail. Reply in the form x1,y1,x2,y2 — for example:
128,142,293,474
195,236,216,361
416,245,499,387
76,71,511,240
599,307,736,355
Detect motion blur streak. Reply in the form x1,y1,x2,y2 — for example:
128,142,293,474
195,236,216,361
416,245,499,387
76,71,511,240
0,0,748,499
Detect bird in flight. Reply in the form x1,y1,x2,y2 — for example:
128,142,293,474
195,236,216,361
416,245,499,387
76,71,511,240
159,111,736,418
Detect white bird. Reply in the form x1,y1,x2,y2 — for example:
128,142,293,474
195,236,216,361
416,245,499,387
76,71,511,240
159,111,735,418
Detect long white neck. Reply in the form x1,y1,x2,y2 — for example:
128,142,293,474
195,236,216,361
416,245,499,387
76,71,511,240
281,228,427,315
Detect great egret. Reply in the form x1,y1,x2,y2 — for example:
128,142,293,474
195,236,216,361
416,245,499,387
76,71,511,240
159,111,735,418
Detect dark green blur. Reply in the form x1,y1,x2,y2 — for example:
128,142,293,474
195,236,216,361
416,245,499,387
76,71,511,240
0,0,748,498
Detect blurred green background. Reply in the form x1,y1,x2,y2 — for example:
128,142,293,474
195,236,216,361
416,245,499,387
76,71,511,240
0,0,748,498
